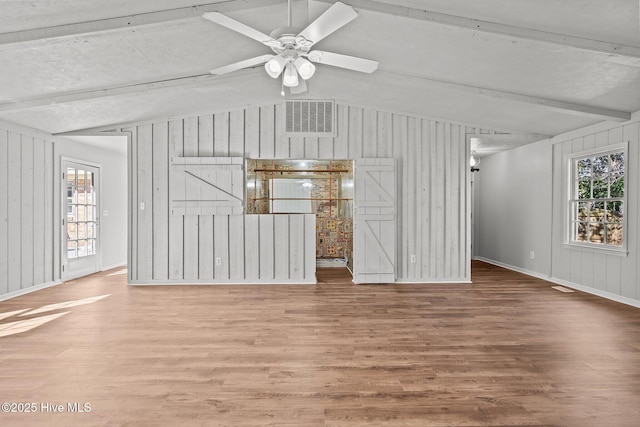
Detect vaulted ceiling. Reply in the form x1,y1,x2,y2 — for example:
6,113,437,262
0,0,638,154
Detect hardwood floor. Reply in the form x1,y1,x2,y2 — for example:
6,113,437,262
1,261,639,426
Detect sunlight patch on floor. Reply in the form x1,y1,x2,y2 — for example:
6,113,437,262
552,285,575,293
0,308,31,321
107,269,127,276
0,312,70,337
20,294,111,316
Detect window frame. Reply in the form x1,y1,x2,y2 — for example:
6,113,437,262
565,141,628,255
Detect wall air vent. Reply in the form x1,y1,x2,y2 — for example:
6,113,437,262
285,100,335,137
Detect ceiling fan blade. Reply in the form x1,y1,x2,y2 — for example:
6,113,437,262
297,2,357,47
289,78,307,95
209,55,274,75
202,12,281,48
307,51,378,73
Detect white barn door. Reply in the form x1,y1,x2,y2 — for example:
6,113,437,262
353,158,396,284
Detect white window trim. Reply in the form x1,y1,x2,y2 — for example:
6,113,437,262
563,141,628,256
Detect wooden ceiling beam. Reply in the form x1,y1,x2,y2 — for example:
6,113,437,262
0,69,631,122
316,0,640,67
376,70,631,122
0,0,286,48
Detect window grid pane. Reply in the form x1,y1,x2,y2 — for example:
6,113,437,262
66,167,97,259
570,150,625,248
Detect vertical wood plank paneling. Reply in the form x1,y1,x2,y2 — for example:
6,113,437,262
229,109,245,157
434,122,446,278
197,116,214,280
182,117,200,280
7,132,21,292
406,117,417,278
124,102,472,284
304,136,319,159
228,215,245,280
595,130,609,148
583,133,596,150
362,108,377,158
419,119,429,278
245,106,260,158
20,135,34,288
199,114,214,156
289,215,304,280
413,118,423,278
136,125,154,281
274,215,290,280
44,140,54,283
429,122,438,278
384,112,393,158
444,124,453,278
318,136,333,159
0,130,7,293
333,104,348,159
32,138,45,285
214,112,230,157
348,106,362,159
290,137,304,158
214,215,229,280
581,250,594,289
392,115,406,278
274,103,289,158
152,122,169,280
606,254,621,295
304,214,316,281
127,128,138,281
621,123,638,299
259,214,274,279
459,125,468,278
259,106,275,159
449,125,461,278
168,119,184,280
569,137,585,285
244,215,259,280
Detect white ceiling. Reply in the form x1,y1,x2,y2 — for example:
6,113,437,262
0,0,638,156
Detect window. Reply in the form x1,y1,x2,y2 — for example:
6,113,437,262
66,167,97,259
568,144,626,251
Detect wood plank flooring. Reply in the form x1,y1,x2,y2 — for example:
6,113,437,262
1,261,639,426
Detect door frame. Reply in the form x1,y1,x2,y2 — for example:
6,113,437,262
61,157,102,281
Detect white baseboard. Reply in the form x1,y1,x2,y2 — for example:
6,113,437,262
473,257,550,281
101,262,127,272
474,256,640,309
0,280,64,302
548,276,640,309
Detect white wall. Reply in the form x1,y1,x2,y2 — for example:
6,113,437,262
474,138,553,276
475,112,640,307
0,119,127,300
123,102,471,284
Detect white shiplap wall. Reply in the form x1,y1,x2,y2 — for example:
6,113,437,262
125,102,470,283
0,126,56,296
551,119,640,303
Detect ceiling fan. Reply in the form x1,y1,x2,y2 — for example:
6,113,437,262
202,1,378,95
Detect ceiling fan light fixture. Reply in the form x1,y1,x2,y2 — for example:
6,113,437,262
265,56,287,78
283,63,299,87
294,57,316,80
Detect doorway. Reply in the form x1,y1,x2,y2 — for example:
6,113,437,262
63,160,100,280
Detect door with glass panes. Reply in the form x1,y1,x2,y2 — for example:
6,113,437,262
64,161,100,280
